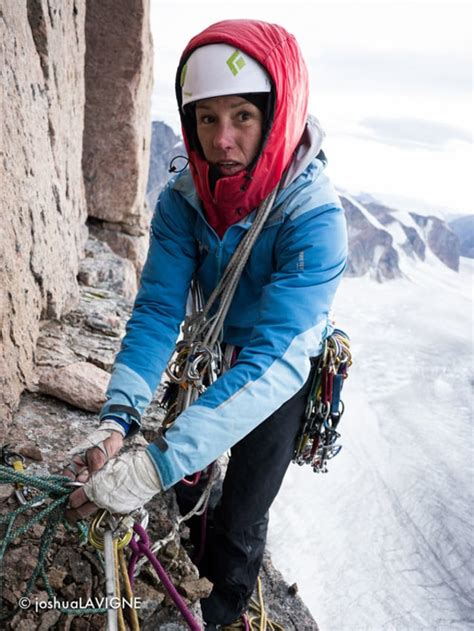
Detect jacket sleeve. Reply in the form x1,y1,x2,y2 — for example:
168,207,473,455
99,183,198,434
148,202,348,488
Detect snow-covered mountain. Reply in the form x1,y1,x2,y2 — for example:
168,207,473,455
449,215,474,259
340,192,460,281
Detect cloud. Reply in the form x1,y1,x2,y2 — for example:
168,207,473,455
354,116,472,150
312,49,472,98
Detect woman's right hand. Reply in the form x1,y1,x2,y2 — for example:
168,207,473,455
63,421,126,484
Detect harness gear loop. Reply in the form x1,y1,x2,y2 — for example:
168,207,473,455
293,328,352,473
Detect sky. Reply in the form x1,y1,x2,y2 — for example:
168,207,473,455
149,0,472,218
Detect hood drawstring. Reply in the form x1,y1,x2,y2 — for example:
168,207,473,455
168,155,189,174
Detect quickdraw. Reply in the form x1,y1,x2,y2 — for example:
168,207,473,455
293,329,352,473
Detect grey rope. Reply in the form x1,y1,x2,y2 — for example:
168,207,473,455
192,185,280,348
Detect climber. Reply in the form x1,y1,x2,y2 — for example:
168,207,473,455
65,19,347,630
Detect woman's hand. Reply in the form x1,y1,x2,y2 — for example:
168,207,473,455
66,449,162,521
63,421,126,484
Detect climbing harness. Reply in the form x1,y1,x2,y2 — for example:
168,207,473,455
293,328,352,473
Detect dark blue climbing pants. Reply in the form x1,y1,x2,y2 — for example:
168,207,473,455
174,368,314,625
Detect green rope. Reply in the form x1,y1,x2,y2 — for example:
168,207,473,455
0,464,107,619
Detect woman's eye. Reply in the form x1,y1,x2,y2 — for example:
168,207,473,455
199,115,214,125
238,111,252,121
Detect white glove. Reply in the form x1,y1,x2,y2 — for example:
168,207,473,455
64,421,126,480
82,449,162,514
68,420,126,456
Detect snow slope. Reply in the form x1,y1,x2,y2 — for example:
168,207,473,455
268,258,473,630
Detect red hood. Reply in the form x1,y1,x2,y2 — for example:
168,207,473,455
176,20,309,236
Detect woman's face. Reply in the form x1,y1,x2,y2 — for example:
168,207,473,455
195,95,263,177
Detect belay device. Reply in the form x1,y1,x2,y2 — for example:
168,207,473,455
293,329,352,473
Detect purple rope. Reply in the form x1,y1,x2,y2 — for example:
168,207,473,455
128,522,202,631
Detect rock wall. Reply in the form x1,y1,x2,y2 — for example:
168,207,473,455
1,0,87,427
1,0,154,428
82,0,153,275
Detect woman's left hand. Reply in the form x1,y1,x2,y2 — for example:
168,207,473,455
66,449,163,521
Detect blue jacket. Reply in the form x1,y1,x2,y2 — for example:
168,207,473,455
100,128,347,489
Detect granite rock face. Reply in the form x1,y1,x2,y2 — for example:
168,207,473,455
1,0,155,426
78,236,138,300
82,0,153,273
1,0,87,425
37,361,110,412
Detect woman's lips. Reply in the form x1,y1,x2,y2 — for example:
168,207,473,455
216,161,243,176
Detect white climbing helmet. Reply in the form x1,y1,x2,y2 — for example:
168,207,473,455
180,43,271,108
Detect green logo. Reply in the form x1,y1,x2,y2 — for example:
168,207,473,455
180,63,188,87
226,50,246,76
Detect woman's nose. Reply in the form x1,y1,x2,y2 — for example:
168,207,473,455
212,121,235,150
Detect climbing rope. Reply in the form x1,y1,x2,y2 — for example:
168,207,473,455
133,461,219,578
221,577,285,631
247,577,285,631
129,522,202,631
0,464,107,618
88,510,141,631
0,467,203,630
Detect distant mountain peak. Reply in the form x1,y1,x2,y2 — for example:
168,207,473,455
339,190,461,280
